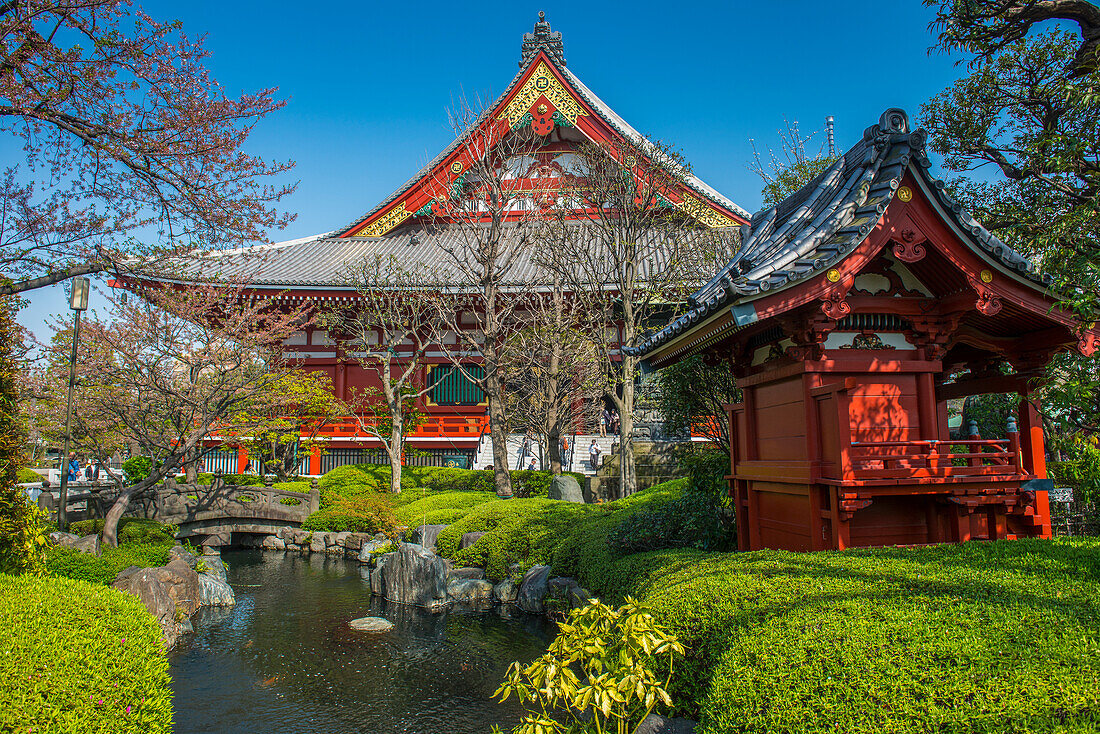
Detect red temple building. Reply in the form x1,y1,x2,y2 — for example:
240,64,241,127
639,109,1100,551
147,15,748,474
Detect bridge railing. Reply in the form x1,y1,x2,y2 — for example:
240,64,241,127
35,477,318,527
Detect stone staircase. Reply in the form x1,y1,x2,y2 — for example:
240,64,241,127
473,433,614,476
589,441,691,501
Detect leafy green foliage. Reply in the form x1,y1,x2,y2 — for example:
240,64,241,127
68,518,177,545
493,598,684,734
17,467,40,484
0,574,173,733
43,539,174,585
121,456,156,484
1049,434,1100,504
0,297,45,574
393,490,498,527
654,356,740,451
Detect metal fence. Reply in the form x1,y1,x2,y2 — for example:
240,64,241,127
317,447,474,473
202,448,239,475
1050,501,1100,537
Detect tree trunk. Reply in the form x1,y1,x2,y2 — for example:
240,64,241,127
486,372,513,498
183,447,200,483
100,476,156,548
389,414,403,494
618,372,637,498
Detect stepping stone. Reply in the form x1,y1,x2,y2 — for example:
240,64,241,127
348,616,394,633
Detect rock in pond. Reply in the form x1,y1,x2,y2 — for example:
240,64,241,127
518,565,551,614
168,544,197,568
548,474,584,502
153,558,203,616
359,538,392,564
348,616,394,633
261,535,286,551
447,578,494,606
112,568,184,648
459,531,486,549
493,579,519,604
380,543,450,610
197,574,236,607
450,567,485,580
412,524,447,551
199,554,228,583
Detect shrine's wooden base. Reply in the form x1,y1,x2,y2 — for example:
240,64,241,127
729,475,1052,552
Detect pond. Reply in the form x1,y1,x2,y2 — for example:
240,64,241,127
169,550,557,734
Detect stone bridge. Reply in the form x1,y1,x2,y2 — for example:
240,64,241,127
40,477,319,546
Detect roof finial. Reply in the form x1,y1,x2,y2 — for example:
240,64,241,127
520,11,566,68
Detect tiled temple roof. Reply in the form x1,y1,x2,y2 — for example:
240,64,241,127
635,108,1053,358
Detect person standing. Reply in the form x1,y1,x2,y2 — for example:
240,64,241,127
66,452,80,483
610,409,621,435
600,407,610,437
589,439,602,472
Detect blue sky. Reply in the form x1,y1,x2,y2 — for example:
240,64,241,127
17,0,970,337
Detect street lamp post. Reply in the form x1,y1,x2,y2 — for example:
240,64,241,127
57,277,90,531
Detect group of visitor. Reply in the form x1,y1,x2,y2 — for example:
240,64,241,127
599,407,620,437
63,452,105,483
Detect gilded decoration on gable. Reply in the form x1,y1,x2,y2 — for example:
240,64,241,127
897,186,913,202
498,62,584,129
840,333,895,350
356,202,410,237
678,193,739,229
450,160,464,174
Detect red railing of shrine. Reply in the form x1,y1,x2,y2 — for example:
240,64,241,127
846,436,1023,480
314,415,490,440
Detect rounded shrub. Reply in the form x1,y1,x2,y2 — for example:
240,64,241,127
17,467,41,484
68,518,177,545
301,492,396,534
0,574,173,733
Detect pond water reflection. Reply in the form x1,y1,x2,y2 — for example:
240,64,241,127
169,549,556,734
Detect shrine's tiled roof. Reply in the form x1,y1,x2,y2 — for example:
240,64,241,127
168,223,717,289
635,108,1052,358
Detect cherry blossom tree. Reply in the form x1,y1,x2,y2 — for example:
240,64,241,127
0,0,294,296
43,281,304,543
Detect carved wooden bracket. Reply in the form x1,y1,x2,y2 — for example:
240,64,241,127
906,314,962,361
1077,326,1100,357
966,274,1003,316
778,313,835,361
892,235,927,263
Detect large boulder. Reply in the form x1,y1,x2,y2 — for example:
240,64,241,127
261,535,286,551
199,554,227,584
517,565,552,614
548,474,584,503
359,539,392,564
197,574,236,607
447,578,494,607
343,533,371,551
168,544,197,568
49,531,78,547
460,531,486,549
112,569,184,648
371,553,393,595
70,534,101,556
412,524,447,551
381,543,450,610
493,579,519,604
309,532,327,554
153,558,202,616
450,567,485,580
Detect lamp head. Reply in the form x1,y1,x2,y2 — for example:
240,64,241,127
69,277,90,311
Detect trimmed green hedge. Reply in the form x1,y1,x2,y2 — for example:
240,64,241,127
421,476,1100,732
301,491,396,534
44,540,174,585
394,490,498,527
0,574,173,733
17,467,41,484
622,539,1100,732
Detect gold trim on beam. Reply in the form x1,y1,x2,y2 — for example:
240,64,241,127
355,202,411,238
678,193,739,229
498,61,584,127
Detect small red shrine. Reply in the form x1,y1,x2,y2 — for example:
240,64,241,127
639,109,1100,551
